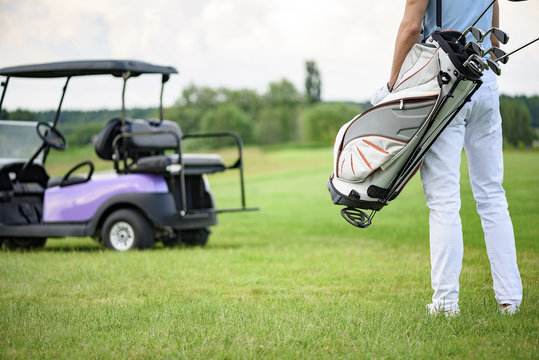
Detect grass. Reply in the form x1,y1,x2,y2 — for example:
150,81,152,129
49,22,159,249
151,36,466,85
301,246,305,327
1,146,538,359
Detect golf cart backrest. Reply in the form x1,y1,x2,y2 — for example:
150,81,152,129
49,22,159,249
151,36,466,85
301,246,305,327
125,119,182,151
94,118,182,161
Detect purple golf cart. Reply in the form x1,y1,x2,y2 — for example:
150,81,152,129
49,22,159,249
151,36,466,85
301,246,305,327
0,60,257,251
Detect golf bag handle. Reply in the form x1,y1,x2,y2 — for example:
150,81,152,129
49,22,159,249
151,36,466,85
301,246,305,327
436,0,442,29
183,131,247,209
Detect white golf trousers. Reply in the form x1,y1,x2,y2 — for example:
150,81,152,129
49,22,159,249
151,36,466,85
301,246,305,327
420,71,522,310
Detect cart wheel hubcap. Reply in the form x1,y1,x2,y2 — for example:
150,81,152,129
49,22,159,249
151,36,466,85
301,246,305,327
109,221,135,251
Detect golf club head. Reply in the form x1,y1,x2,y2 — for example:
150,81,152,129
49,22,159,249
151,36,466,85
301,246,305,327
470,27,485,42
496,54,510,64
486,59,502,76
462,26,484,42
464,54,486,76
486,47,509,64
465,42,484,56
485,27,510,44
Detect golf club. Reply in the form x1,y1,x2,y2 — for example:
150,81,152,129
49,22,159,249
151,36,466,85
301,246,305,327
484,27,510,45
465,42,484,56
463,54,486,76
457,0,527,42
470,0,528,28
462,26,485,42
485,59,502,75
484,46,509,63
493,36,539,63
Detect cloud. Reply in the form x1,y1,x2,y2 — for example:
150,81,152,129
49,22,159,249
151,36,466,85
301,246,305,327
0,0,537,110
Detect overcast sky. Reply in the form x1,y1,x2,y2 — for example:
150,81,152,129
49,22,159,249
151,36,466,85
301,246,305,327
0,0,538,111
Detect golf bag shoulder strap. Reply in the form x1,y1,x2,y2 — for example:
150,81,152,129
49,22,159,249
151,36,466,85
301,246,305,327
436,0,442,29
421,0,442,43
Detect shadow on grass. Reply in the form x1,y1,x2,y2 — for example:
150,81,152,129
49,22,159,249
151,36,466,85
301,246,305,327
0,245,104,253
0,241,251,253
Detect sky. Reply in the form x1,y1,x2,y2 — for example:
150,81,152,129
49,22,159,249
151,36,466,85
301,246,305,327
0,0,538,111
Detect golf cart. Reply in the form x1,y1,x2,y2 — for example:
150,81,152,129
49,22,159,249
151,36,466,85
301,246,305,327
0,60,257,251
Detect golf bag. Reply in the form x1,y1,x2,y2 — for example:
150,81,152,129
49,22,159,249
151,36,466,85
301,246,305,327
328,31,485,228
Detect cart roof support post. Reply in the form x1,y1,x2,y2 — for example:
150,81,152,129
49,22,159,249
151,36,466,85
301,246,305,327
53,76,71,128
121,71,131,127
0,76,10,115
159,74,170,123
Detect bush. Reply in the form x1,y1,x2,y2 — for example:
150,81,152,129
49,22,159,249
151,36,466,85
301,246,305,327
200,103,254,148
255,105,301,145
301,102,362,145
500,98,535,149
66,121,106,146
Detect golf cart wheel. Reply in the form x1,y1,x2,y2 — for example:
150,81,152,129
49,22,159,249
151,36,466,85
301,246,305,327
4,237,47,250
180,228,210,247
101,209,155,251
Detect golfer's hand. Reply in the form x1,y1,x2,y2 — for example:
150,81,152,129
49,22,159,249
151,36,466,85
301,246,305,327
369,83,391,106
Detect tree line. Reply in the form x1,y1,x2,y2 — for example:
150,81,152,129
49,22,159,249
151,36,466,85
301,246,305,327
1,62,537,149
500,95,538,149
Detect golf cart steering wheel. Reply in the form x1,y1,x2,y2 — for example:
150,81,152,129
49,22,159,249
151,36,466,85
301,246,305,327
36,122,67,150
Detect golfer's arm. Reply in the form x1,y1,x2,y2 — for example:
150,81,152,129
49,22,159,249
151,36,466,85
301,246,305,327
490,1,500,48
388,0,429,88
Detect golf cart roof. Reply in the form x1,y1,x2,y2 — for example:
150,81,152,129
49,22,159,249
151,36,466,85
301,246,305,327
0,60,178,78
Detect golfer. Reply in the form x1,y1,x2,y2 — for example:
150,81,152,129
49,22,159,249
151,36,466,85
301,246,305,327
372,0,522,316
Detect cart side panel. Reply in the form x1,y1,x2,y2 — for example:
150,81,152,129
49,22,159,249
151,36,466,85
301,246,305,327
43,174,168,222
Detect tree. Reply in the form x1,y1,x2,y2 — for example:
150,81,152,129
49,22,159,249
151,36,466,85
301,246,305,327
258,79,303,143
301,102,362,145
165,84,219,134
500,98,535,149
516,95,539,128
255,106,300,144
200,103,254,148
305,60,322,104
4,109,35,121
218,88,262,116
265,79,303,106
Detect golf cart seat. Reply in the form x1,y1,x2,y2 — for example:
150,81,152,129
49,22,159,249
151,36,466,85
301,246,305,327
0,162,49,192
94,117,182,161
94,118,226,175
134,153,225,175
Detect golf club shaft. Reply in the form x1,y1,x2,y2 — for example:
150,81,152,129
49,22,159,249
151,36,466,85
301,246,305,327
472,0,496,28
494,36,539,62
458,0,525,42
457,0,496,42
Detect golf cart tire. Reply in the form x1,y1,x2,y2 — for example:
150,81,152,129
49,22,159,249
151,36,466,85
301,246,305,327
3,237,47,250
180,228,210,246
101,209,155,251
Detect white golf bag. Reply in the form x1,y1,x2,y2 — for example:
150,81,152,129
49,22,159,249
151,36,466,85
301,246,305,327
328,31,485,228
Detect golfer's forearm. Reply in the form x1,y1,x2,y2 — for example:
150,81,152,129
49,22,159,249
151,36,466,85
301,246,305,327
388,0,428,88
389,22,422,88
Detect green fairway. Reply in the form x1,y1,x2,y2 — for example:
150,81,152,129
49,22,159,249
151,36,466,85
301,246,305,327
1,147,538,359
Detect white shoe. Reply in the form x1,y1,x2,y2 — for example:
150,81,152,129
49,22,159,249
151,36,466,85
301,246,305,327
499,304,519,315
426,303,460,317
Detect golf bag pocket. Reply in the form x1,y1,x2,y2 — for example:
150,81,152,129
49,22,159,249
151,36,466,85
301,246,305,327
337,136,406,181
375,43,440,106
392,44,439,92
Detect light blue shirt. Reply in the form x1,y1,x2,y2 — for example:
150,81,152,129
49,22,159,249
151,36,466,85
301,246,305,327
422,0,493,50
